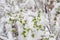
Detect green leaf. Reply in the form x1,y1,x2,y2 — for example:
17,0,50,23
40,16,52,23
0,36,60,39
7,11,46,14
23,28,30,32
32,17,36,21
9,18,13,21
11,28,15,32
37,29,39,31
22,31,26,37
22,31,26,35
20,20,22,23
12,19,17,23
39,25,42,28
22,31,26,34
23,27,27,30
20,9,23,12
50,36,54,38
38,14,40,17
31,33,34,38
37,12,40,17
27,28,30,32
37,17,40,20
24,20,27,23
54,17,57,21
22,20,27,26
14,19,17,23
44,38,49,40
19,15,22,18
8,13,12,17
37,10,40,17
34,21,37,25
38,10,41,13
23,23,25,26
24,35,26,37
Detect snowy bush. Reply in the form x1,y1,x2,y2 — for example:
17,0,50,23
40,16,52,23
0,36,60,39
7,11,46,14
0,0,60,40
